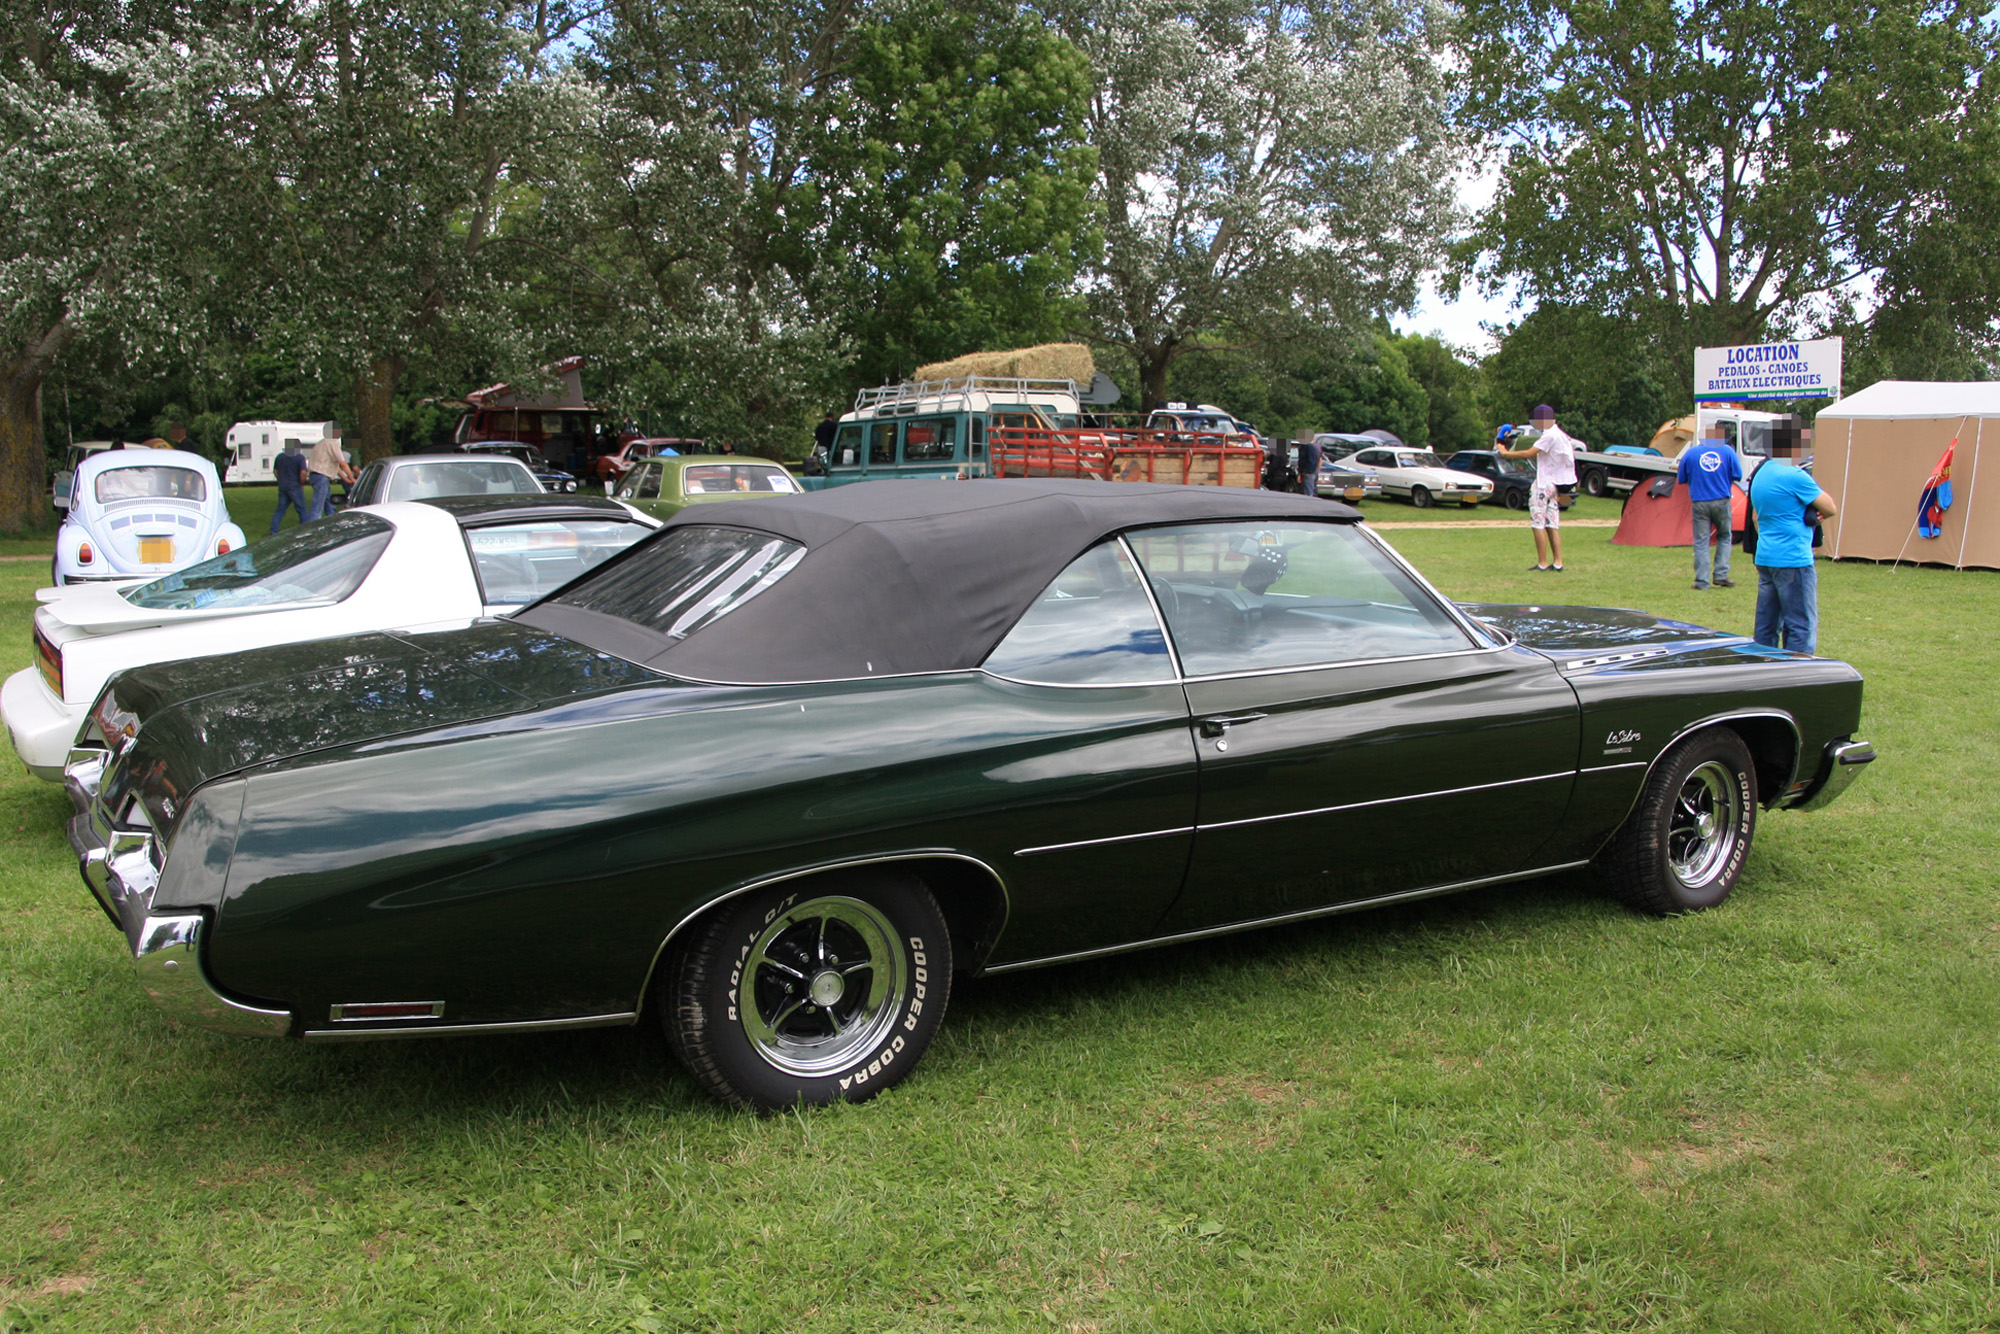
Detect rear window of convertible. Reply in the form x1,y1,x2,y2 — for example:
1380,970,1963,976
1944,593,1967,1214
543,526,804,640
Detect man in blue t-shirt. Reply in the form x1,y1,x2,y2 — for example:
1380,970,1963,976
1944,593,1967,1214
1677,426,1743,589
270,443,310,533
1747,436,1837,654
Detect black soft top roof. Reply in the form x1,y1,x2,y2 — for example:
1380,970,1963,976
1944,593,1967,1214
517,478,1356,684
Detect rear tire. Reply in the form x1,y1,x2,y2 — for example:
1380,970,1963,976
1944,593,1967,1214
1503,487,1527,511
1410,486,1434,509
663,871,952,1111
1582,466,1609,497
1600,728,1757,915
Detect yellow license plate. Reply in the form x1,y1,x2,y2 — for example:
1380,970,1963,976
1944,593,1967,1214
1344,487,1364,500
139,536,174,563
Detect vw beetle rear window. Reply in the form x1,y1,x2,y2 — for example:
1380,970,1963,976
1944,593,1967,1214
95,466,207,503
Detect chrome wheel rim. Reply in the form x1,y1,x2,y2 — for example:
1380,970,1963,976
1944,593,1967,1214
1668,761,1741,890
740,895,904,1076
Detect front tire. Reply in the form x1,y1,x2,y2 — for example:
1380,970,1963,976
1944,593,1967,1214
1410,486,1434,509
1600,728,1757,915
663,871,952,1111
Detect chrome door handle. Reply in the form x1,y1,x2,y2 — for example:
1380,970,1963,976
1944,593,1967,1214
1198,713,1268,748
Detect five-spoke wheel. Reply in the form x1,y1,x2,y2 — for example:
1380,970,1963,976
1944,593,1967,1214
663,871,952,1110
1601,727,1757,914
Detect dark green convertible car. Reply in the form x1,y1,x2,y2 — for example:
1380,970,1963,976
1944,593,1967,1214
66,480,1873,1110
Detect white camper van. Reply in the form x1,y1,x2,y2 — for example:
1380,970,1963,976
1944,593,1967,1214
224,421,337,484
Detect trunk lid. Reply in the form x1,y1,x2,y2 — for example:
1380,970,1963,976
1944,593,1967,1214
92,619,660,839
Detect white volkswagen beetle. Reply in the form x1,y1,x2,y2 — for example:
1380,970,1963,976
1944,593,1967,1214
55,447,248,585
1348,446,1495,509
5,495,658,781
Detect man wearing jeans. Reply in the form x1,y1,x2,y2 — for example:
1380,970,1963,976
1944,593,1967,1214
1677,425,1742,589
305,425,355,521
1747,436,1836,654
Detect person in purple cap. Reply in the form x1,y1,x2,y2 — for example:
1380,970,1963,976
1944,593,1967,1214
1494,403,1579,571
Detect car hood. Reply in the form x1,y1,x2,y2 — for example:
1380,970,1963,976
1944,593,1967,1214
1459,602,1756,664
94,620,660,838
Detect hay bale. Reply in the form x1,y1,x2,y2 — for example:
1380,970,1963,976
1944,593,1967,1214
915,343,1095,385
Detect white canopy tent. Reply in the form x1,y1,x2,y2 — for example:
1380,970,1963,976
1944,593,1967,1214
1815,381,2000,570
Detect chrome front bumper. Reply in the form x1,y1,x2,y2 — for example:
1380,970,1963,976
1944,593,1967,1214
66,754,291,1038
1785,738,1877,812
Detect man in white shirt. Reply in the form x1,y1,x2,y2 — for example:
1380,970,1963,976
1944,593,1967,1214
1495,403,1579,571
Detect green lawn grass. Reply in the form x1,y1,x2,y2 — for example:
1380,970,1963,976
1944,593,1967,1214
1362,492,1627,524
2,525,1996,1331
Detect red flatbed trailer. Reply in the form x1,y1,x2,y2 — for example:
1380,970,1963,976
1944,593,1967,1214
990,426,1264,487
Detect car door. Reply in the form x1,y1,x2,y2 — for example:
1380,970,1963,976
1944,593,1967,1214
1354,449,1402,496
618,461,666,518
1125,519,1581,935
974,537,1200,965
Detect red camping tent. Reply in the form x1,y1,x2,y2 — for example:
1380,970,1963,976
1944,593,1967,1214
1611,481,1748,547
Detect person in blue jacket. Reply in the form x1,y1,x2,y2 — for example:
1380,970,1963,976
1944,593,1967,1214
1677,425,1742,589
1747,431,1837,654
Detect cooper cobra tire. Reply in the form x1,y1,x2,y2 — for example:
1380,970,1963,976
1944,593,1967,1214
1410,486,1434,509
1582,466,1609,497
1600,727,1757,915
663,871,952,1111
1503,487,1527,511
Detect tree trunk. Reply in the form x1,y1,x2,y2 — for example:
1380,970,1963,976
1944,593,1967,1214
354,355,405,464
1138,347,1173,412
0,356,52,536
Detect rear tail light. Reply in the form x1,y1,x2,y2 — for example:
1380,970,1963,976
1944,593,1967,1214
78,542,94,565
217,538,232,554
34,626,62,697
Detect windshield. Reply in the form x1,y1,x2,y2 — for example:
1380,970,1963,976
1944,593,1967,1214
681,464,801,495
95,466,207,504
467,518,654,606
121,512,393,610
543,526,804,640
385,460,541,500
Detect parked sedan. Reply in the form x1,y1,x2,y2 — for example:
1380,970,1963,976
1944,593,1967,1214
54,448,247,586
451,440,582,493
613,454,803,519
346,454,544,506
7,496,655,781
1350,446,1494,508
1444,449,1575,512
63,481,1871,1111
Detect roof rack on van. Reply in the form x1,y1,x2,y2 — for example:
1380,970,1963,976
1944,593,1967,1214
851,375,1083,415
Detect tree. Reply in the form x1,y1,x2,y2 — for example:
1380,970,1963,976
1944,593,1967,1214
1393,333,1486,454
0,8,229,531
1312,333,1430,447
1482,305,1669,448
1457,0,2000,384
1067,0,1456,408
215,0,588,464
823,0,1099,388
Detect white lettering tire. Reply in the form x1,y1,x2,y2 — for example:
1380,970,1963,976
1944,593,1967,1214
662,871,952,1111
1600,727,1757,915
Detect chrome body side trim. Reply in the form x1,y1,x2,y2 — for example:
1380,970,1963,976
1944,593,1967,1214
632,850,1013,1018
1579,760,1649,774
1198,770,1575,832
1786,738,1876,811
1015,825,1196,857
982,860,1594,975
302,1011,636,1042
328,1001,446,1022
1177,641,1509,685
132,913,293,1038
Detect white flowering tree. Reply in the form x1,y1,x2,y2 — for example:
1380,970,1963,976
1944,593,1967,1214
0,14,230,532
1068,0,1457,408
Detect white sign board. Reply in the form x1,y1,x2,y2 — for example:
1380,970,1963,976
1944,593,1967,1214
1694,337,1842,402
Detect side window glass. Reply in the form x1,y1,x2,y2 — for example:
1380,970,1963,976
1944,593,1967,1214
983,539,1175,686
869,422,897,465
833,423,863,467
1126,521,1473,676
636,464,662,500
903,417,958,462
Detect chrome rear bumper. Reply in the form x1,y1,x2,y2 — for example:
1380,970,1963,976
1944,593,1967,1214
1785,738,1876,812
66,753,291,1038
